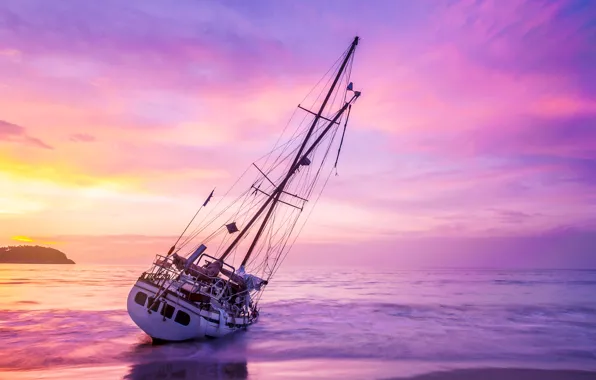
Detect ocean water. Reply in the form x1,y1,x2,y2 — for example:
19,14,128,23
1,264,596,379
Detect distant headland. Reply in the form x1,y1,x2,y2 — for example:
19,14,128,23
0,245,75,264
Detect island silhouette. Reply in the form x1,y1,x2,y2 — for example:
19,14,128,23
0,245,75,264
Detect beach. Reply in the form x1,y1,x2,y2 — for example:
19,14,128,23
1,264,595,379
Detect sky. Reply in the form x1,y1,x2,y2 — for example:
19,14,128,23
0,0,595,267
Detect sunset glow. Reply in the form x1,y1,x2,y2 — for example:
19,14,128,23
10,236,33,243
1,0,594,266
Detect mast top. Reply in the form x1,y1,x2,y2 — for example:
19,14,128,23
216,35,361,265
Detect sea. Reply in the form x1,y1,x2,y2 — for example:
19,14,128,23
1,264,596,379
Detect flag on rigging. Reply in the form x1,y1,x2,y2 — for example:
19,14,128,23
203,188,215,206
226,222,239,234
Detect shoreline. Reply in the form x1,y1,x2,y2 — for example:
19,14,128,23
2,360,596,380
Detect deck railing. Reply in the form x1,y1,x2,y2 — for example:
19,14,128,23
140,253,244,304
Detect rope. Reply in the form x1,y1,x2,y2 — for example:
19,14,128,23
334,104,351,174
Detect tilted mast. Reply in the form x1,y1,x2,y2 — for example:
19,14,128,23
218,36,360,265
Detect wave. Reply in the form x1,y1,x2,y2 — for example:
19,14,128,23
1,266,596,372
494,279,596,286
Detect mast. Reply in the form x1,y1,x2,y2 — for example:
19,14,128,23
239,37,360,266
218,36,360,263
241,94,359,267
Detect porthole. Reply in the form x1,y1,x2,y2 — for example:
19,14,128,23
134,291,147,306
161,303,175,319
174,310,191,326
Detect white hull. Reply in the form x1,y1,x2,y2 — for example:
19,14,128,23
126,281,253,342
125,37,361,344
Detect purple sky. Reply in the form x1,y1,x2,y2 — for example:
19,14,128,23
0,0,595,266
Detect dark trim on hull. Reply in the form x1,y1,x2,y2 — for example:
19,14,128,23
151,337,196,345
131,281,257,340
134,282,204,320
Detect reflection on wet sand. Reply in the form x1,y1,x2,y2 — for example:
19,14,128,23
123,330,250,380
124,359,248,380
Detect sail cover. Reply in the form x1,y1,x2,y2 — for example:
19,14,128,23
236,266,267,291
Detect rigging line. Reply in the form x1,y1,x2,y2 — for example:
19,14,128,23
257,206,297,299
264,120,343,209
250,206,290,271
265,123,317,177
248,197,281,267
297,140,318,196
269,120,340,278
214,189,259,255
268,212,298,257
315,68,345,177
253,109,310,165
190,165,249,224
264,219,276,272
222,41,360,263
235,187,263,221
303,117,341,200
203,225,227,243
263,54,347,178
257,47,346,172
297,162,312,198
266,109,340,181
231,241,238,265
343,50,355,103
254,56,345,174
176,165,252,249
224,200,264,261
169,187,215,252
226,195,252,227
190,225,224,251
264,71,333,168
260,140,337,276
272,156,334,268
211,193,261,258
228,193,268,229
270,167,335,280
266,215,300,280
247,199,297,270
178,182,254,246
260,106,299,171
272,110,339,210
225,183,259,227
270,105,342,171
264,107,326,177
299,44,350,104
215,229,232,256
334,104,352,173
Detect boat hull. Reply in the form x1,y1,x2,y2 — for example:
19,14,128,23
126,280,251,342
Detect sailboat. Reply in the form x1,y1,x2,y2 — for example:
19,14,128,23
126,36,362,342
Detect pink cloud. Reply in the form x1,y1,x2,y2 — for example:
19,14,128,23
0,119,52,149
69,133,95,143
0,0,594,267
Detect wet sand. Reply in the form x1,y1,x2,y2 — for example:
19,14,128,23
2,361,596,380
390,367,596,380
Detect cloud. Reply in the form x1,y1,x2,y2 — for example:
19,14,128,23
0,119,52,149
69,133,96,142
490,209,542,224
0,0,302,93
4,226,595,268
466,114,596,159
0,0,595,268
